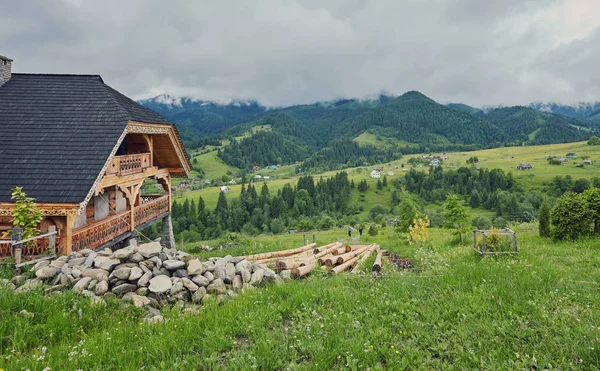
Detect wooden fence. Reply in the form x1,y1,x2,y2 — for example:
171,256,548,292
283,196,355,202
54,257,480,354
0,226,57,271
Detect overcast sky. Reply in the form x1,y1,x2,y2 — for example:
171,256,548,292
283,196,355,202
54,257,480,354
1,0,599,107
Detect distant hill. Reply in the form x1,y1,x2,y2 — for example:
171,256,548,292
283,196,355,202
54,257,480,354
140,92,600,172
529,102,600,121
138,95,268,140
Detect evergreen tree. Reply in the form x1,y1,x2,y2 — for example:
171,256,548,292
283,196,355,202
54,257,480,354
376,179,383,190
538,199,551,237
382,175,388,187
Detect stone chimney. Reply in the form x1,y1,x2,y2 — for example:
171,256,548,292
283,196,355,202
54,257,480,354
0,55,13,87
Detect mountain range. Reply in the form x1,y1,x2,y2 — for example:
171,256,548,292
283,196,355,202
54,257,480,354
140,92,600,171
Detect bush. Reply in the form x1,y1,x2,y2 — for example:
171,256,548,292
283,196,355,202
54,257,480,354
269,219,284,234
368,224,379,236
319,216,335,230
538,200,551,237
472,216,492,230
492,217,507,229
297,218,314,232
369,204,387,220
551,192,592,240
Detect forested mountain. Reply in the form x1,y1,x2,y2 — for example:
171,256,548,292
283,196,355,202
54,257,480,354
477,106,594,144
529,101,600,121
140,91,600,171
139,95,267,140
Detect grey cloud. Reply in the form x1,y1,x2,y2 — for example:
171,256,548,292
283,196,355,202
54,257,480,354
0,0,597,107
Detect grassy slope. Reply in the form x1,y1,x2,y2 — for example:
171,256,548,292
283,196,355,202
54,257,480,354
2,226,599,369
176,141,600,212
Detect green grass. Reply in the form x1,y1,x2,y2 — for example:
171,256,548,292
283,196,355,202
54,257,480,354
2,225,599,369
353,132,413,149
190,150,239,181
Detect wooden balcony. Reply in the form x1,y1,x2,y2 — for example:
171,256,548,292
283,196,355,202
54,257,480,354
72,194,169,252
106,153,152,177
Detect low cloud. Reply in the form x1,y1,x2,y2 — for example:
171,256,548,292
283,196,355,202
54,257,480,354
1,0,598,107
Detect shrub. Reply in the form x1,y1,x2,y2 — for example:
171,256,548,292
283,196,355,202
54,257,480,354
551,192,592,240
270,218,284,234
409,217,429,246
472,216,492,230
368,224,378,236
538,200,551,237
319,216,335,230
492,217,507,229
297,218,314,232
369,205,387,220
3,187,43,246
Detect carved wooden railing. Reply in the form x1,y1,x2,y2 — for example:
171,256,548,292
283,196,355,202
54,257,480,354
106,153,152,177
72,211,130,252
0,229,59,259
135,194,169,227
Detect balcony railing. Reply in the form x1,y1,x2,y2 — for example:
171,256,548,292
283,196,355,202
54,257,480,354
106,153,152,177
71,194,169,252
135,194,170,226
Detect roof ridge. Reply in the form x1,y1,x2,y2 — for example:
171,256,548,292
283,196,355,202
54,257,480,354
100,81,173,124
11,73,103,80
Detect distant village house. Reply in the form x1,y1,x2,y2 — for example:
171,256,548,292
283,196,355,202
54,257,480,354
220,186,231,194
516,163,532,170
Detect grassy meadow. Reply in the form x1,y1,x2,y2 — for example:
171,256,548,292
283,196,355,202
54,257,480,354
1,225,599,369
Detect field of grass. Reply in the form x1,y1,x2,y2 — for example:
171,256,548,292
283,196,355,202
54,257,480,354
190,150,239,181
2,225,599,369
353,132,413,149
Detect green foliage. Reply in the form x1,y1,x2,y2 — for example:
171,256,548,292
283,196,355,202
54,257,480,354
538,199,551,237
547,157,562,165
367,224,378,236
442,194,469,240
269,218,284,234
319,216,335,230
369,204,387,221
582,187,600,233
466,156,479,164
472,216,491,230
395,191,419,233
492,217,508,229
3,187,43,245
550,192,592,240
297,218,314,232
587,135,600,145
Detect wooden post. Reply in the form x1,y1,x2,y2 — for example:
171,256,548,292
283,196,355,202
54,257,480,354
65,214,74,255
312,233,315,243
481,232,486,255
48,226,56,255
303,234,307,245
473,230,477,252
11,228,22,267
512,232,518,254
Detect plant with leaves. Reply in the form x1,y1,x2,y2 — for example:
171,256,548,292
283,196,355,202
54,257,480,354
3,187,43,246
395,190,419,234
442,194,469,242
550,192,592,241
538,199,551,237
368,224,378,236
408,216,429,246
582,187,600,234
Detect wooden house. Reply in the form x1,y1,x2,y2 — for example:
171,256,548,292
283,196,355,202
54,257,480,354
566,153,578,159
0,56,190,258
516,163,532,170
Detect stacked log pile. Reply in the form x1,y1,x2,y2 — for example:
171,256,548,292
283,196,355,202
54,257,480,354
241,242,384,278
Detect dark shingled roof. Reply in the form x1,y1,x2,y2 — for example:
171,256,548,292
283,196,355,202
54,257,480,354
0,73,172,204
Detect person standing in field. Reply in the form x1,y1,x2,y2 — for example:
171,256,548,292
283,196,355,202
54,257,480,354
348,227,352,238
359,226,363,237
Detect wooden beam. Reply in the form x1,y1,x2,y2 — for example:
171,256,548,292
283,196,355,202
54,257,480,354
96,167,169,195
65,214,75,255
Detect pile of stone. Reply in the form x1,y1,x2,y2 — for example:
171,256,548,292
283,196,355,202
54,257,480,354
9,241,285,309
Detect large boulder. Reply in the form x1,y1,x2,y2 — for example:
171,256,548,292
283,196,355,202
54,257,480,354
250,269,264,286
67,257,87,267
138,242,162,258
191,275,210,287
112,283,137,296
83,252,97,267
35,266,59,280
96,258,120,271
113,246,136,260
111,268,132,280
206,278,227,295
148,275,172,294
73,277,92,293
137,272,153,287
81,268,107,278
163,260,185,271
95,280,109,295
181,278,199,292
128,266,143,281
187,259,204,275
203,271,214,281
191,287,207,303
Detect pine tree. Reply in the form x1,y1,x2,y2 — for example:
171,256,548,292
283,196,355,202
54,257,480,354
382,175,388,187
443,194,469,242
538,199,551,237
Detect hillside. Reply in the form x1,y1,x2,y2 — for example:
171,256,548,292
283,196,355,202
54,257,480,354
140,91,600,172
529,101,600,121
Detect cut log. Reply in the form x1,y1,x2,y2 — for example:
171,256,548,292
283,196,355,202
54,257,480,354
336,245,370,264
324,256,341,266
331,246,351,256
292,261,316,278
276,256,315,271
372,249,383,272
351,245,377,274
313,242,341,254
331,255,360,274
241,243,317,261
315,243,344,259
